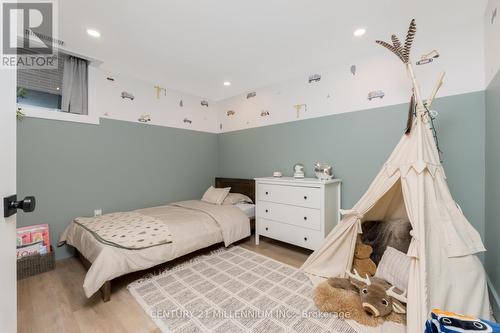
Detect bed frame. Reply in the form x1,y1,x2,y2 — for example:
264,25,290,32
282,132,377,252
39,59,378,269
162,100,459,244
215,177,255,203
76,178,255,302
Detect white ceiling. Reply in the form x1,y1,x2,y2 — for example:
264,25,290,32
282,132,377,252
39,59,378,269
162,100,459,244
60,0,487,101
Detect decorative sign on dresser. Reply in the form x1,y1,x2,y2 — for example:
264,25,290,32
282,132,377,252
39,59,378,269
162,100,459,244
254,177,342,250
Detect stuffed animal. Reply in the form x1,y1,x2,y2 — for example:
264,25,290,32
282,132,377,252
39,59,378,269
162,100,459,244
314,269,407,327
353,241,377,277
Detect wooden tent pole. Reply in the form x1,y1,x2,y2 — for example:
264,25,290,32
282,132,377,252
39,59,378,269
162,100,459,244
406,62,425,161
406,63,426,112
426,72,445,109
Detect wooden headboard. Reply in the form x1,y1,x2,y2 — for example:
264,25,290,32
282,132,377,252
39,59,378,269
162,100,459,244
215,178,255,203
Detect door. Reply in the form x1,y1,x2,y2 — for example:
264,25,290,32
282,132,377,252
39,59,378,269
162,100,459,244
0,67,17,332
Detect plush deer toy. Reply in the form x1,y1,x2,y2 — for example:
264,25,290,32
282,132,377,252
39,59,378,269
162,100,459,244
314,269,407,326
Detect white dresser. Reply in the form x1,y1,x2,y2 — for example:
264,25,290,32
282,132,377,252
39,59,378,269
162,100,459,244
254,177,341,250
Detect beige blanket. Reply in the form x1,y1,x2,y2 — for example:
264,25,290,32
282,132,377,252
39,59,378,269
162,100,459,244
170,200,249,247
74,212,172,250
59,200,250,297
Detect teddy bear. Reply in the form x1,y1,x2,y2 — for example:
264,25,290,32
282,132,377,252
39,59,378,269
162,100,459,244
352,241,377,277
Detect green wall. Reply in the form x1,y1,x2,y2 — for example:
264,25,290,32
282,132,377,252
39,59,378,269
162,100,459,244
486,72,500,318
218,91,486,238
16,92,488,269
17,118,218,259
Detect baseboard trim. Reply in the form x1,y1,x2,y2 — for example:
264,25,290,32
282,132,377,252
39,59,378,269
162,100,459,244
487,275,500,320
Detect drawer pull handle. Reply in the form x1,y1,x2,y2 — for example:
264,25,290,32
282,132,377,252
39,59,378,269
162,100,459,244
304,196,308,200
304,237,308,241
265,209,269,213
265,191,269,195
303,216,307,220
265,227,269,231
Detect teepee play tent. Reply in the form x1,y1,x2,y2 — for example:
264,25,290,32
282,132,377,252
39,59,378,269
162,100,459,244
301,20,491,333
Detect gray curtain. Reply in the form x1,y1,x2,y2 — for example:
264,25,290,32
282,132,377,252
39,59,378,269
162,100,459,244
61,56,88,115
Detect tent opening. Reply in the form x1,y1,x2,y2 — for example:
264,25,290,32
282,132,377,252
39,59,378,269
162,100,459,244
358,179,413,267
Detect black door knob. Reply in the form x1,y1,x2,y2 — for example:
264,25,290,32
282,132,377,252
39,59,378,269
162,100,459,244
304,196,308,200
12,196,36,212
265,191,269,195
265,227,269,231
303,216,307,220
4,195,36,218
265,209,269,213
304,237,308,241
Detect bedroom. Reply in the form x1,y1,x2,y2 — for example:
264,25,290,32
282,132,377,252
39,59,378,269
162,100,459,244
1,0,500,332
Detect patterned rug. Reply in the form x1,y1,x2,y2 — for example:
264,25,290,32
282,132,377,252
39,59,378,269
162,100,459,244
128,246,357,333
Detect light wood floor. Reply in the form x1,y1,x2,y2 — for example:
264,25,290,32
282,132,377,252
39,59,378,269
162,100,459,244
17,235,312,333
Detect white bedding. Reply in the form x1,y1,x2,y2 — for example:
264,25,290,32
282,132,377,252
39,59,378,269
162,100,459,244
236,203,255,218
58,200,250,298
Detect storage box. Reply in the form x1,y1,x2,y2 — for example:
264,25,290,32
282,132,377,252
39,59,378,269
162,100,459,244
17,245,55,280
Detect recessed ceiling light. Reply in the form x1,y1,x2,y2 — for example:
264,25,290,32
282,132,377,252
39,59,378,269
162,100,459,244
87,29,101,38
223,81,231,86
353,28,366,37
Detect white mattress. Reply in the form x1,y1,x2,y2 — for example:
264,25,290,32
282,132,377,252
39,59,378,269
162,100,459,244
236,203,255,219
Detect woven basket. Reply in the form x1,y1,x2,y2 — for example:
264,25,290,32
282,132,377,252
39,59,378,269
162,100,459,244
17,245,55,280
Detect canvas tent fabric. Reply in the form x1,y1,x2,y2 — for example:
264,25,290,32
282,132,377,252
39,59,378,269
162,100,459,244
301,115,491,333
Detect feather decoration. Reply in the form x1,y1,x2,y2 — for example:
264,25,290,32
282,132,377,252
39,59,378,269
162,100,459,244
375,40,406,62
405,94,415,135
391,34,404,55
391,35,401,48
402,19,417,62
375,19,417,64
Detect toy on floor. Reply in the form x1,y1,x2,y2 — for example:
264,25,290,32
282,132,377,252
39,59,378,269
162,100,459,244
425,309,500,333
314,269,407,327
353,241,377,277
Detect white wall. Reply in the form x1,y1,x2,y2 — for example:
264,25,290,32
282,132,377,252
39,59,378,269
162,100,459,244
90,16,486,134
217,19,485,133
93,68,219,133
485,0,500,85
23,14,487,135
22,66,220,133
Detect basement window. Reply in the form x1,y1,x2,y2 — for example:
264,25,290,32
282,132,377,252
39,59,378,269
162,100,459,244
17,50,89,115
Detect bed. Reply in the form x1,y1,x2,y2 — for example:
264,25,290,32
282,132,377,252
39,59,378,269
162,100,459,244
58,178,255,302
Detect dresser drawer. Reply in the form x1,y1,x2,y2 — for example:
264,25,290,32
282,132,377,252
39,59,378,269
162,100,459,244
257,184,321,209
257,218,323,250
256,201,321,231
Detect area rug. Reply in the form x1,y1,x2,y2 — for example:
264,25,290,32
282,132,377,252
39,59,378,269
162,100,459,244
128,246,357,333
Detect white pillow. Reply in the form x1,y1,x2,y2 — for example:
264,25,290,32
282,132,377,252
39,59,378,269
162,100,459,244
223,193,253,205
201,186,231,205
374,246,410,291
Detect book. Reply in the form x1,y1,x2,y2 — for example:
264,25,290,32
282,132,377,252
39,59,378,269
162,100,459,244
16,224,51,255
16,241,46,259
